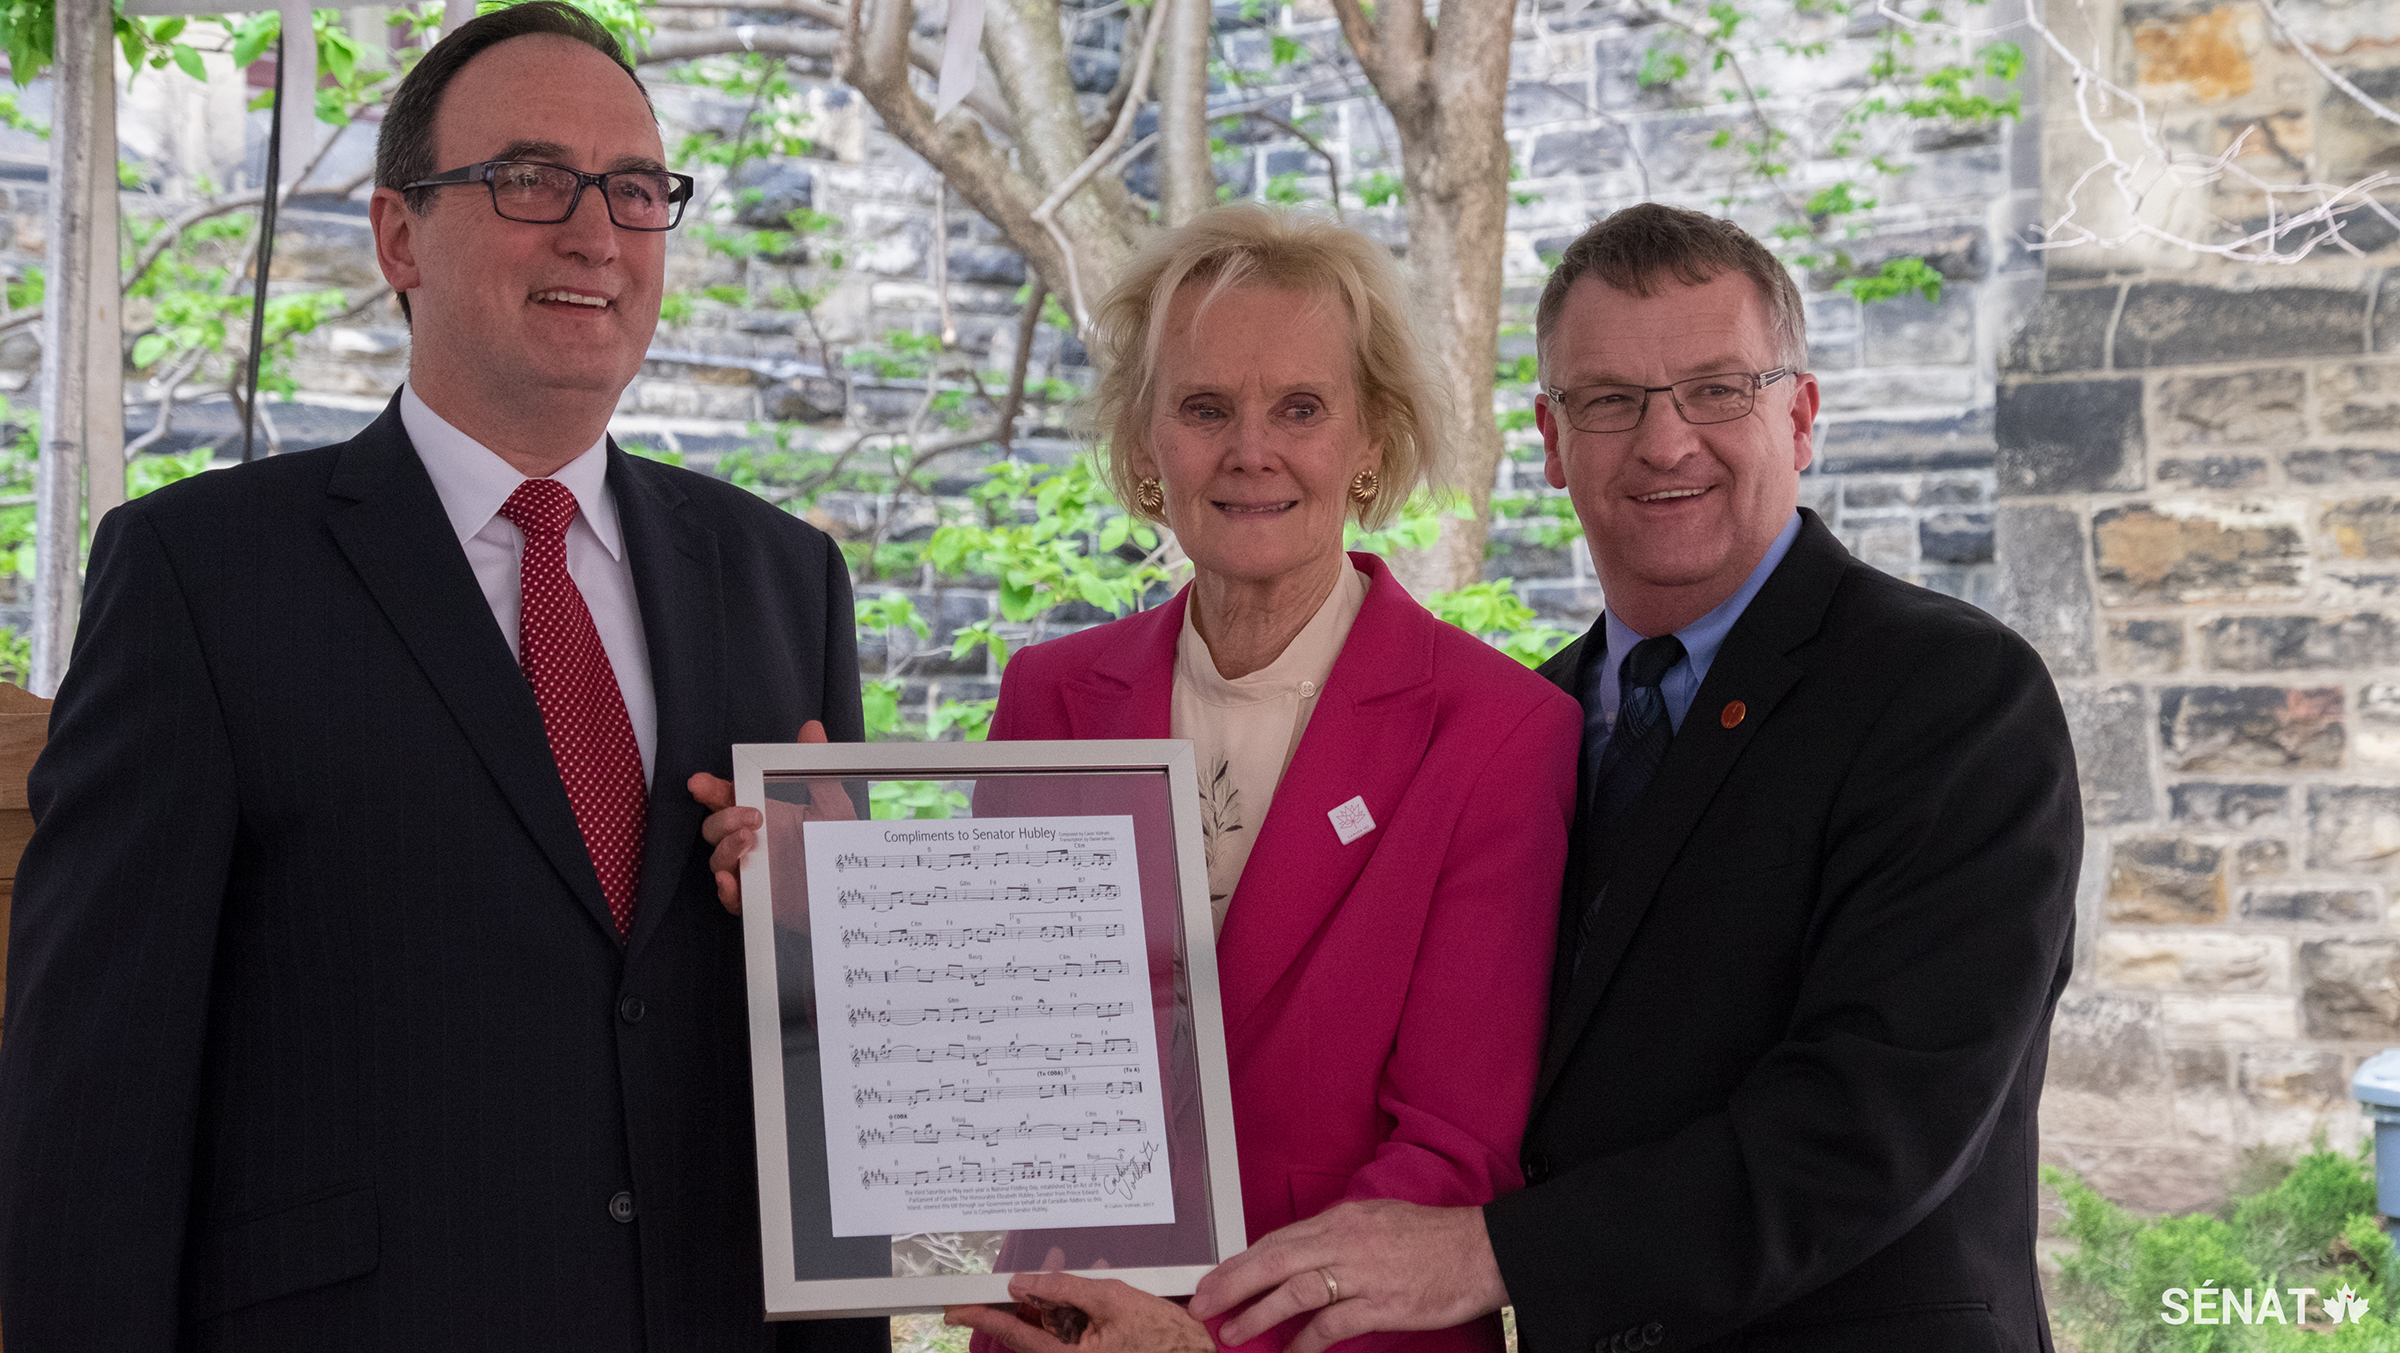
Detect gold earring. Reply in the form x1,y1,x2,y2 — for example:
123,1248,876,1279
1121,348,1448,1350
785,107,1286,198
1349,467,1380,507
1135,477,1165,514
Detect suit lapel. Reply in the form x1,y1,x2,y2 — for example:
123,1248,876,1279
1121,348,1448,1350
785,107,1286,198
322,396,622,943
1054,591,1182,739
1531,513,1852,1110
611,447,723,961
1213,558,1435,1046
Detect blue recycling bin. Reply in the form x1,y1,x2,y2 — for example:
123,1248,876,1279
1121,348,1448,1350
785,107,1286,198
2354,1050,2400,1216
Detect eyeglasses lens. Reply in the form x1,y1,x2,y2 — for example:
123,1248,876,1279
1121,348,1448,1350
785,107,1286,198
1564,374,1757,432
490,163,680,229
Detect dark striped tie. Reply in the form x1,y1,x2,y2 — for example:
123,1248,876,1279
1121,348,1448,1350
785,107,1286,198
1571,632,1686,976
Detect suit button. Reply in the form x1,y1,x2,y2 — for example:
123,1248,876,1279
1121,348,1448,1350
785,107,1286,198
618,995,646,1024
609,1190,637,1223
1523,1153,1550,1185
1643,1324,1664,1346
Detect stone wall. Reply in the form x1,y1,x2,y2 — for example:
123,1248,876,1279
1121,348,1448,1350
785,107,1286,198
1999,0,2400,1212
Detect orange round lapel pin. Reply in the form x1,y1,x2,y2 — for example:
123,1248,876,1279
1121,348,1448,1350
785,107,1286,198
1720,700,1747,729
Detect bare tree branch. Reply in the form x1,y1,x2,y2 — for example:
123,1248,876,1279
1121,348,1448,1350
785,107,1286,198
1157,0,1217,225
1247,110,1343,220
1032,0,1167,329
637,12,1012,127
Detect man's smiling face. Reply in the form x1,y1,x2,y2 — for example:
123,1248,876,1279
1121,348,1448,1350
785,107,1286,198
1538,270,1818,630
373,33,667,423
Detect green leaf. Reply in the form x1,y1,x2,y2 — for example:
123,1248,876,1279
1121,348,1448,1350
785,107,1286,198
130,333,172,368
232,12,280,70
1269,33,1302,66
170,42,204,80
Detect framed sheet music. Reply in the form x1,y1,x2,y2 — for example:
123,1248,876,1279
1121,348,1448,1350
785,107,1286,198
733,739,1246,1319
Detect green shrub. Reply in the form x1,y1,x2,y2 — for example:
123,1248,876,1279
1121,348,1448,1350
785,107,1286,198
2046,1146,2400,1351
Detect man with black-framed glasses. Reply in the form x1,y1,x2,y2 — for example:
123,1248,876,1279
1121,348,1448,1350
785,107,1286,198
1191,203,2080,1353
0,5,880,1351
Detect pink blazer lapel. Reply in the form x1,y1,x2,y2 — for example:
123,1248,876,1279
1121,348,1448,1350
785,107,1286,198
1055,590,1184,739
1214,556,1438,1045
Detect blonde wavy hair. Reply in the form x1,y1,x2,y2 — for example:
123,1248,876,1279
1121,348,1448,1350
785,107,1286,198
1085,203,1449,531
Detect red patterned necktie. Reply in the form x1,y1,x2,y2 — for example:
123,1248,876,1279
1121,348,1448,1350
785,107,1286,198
499,477,647,936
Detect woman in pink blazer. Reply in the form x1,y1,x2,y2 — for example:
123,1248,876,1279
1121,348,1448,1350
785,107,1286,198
975,205,1578,1353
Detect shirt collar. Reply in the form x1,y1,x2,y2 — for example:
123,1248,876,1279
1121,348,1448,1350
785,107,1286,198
400,384,623,560
1602,509,1802,676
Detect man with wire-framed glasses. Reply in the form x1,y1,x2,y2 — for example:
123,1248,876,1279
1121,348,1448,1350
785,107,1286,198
0,5,881,1350
1190,203,2080,1353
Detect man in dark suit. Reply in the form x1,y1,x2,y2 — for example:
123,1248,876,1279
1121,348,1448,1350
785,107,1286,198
1191,205,2080,1353
0,7,884,1349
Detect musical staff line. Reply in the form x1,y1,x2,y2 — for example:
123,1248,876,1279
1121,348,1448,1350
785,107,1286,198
835,883,1119,911
840,922,1127,949
850,1038,1138,1068
845,960,1127,987
852,1080,1144,1107
860,1144,1157,1198
847,1001,1127,1027
835,848,1116,873
858,1118,1148,1148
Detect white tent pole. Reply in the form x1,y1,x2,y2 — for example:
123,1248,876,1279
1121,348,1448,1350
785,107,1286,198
279,0,316,183
32,0,123,696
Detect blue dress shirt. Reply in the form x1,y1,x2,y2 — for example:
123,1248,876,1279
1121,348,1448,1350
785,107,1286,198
1589,511,1803,739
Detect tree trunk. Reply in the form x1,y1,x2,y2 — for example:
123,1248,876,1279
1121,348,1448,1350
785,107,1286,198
1332,0,1515,597
1156,0,1216,226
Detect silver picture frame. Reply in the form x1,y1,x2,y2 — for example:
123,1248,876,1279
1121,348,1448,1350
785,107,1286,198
734,738,1245,1319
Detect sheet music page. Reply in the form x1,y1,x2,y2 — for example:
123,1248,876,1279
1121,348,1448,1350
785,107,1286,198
803,813,1176,1237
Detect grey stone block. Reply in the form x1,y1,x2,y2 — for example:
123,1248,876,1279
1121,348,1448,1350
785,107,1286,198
2113,282,2367,368
2318,362,2400,435
947,245,1027,287
1862,285,1977,367
2104,618,2185,674
731,161,813,229
2001,285,2116,375
2159,685,2345,772
1812,224,1991,289
1506,78,1599,126
2199,613,2400,671
1634,111,1750,188
2302,937,2400,1038
1996,378,2145,495
1528,125,1630,180
2104,836,2227,923
2171,782,2289,828
2323,496,2400,559
2092,504,2307,606
2062,683,2152,822
2241,888,2381,924
1920,511,1994,564
1068,45,1121,93
1995,504,2096,676
2285,448,2400,483
1804,293,1861,370
2156,457,2271,490
2153,368,2306,447
2237,838,2291,881
1814,408,1995,474
2309,785,2400,873
2379,273,2399,353
2045,989,2164,1098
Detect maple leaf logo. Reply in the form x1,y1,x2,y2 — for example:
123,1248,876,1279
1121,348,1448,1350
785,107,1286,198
2329,1284,2370,1324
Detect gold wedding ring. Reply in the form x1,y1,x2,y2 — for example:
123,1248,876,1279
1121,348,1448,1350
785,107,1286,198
1319,1267,1342,1305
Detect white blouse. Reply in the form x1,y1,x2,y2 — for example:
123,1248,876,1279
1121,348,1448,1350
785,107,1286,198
1170,559,1369,933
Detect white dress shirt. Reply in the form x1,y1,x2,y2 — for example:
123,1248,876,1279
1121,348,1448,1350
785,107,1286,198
401,385,659,784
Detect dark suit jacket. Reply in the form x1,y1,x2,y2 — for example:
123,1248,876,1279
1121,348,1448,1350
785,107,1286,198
0,395,884,1352
1484,511,2079,1353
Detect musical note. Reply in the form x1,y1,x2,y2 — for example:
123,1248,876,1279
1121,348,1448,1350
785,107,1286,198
852,1080,1144,1107
840,922,1128,949
858,1118,1148,1147
850,1038,1139,1067
846,1001,1127,1027
834,847,1116,872
844,959,1128,987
